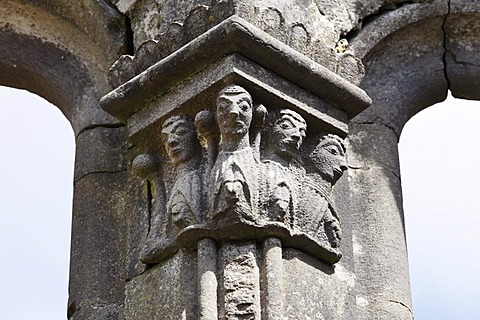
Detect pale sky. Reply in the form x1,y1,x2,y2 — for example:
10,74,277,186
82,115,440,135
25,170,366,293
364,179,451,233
0,86,479,319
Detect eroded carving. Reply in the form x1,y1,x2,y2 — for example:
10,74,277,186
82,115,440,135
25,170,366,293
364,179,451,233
210,85,259,223
296,134,347,248
161,115,205,230
137,84,347,264
260,109,307,224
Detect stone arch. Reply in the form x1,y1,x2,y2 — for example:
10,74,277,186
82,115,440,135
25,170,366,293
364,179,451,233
0,1,132,318
347,3,480,319
0,0,129,134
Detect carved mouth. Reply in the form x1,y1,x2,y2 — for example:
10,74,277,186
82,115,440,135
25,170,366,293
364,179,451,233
283,139,300,149
169,147,183,155
333,168,344,179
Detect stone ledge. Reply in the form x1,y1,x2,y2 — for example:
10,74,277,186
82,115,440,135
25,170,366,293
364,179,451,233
100,16,371,122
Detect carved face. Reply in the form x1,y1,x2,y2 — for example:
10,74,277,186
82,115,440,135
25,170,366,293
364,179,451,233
310,135,347,184
161,116,199,166
270,110,307,160
216,86,253,139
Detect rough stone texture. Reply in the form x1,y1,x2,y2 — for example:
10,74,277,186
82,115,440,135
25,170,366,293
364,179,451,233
124,249,198,319
124,160,151,280
354,14,448,136
220,242,261,319
6,1,480,319
0,0,129,135
69,304,124,320
68,172,128,319
197,238,219,320
445,2,480,100
107,0,368,86
74,126,128,182
348,123,412,320
261,238,284,320
283,249,356,320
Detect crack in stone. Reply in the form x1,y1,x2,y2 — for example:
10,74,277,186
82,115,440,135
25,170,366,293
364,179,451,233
441,0,452,91
345,1,421,42
388,299,414,315
75,169,127,184
77,122,125,137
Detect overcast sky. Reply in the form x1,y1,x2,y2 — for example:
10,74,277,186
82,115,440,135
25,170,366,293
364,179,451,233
0,86,479,319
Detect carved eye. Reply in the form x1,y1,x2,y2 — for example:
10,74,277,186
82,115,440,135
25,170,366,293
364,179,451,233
218,101,228,111
328,147,339,155
239,101,250,112
174,127,189,136
279,120,293,130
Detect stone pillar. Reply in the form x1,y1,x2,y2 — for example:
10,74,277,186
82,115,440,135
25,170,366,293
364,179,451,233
99,2,372,318
68,127,129,319
348,123,413,320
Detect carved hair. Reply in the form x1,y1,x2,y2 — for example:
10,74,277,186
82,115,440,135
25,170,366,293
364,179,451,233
217,85,252,104
265,108,306,130
315,133,346,153
162,115,194,130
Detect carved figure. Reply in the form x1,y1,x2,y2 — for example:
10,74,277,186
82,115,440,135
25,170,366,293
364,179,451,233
209,85,259,221
297,134,347,248
260,109,307,223
161,115,205,229
263,109,307,166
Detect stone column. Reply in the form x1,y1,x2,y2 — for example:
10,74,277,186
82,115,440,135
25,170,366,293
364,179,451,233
348,122,413,320
68,127,129,319
99,1,371,319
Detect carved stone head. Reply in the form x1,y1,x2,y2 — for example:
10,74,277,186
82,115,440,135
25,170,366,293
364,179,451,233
216,85,253,141
309,134,347,185
161,115,200,166
265,109,307,163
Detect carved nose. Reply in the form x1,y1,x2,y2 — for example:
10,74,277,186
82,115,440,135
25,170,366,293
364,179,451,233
167,135,179,146
228,104,240,116
291,132,301,142
339,158,347,172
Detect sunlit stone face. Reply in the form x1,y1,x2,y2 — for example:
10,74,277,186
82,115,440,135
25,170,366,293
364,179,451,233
310,135,347,184
216,85,253,140
161,116,199,166
269,109,307,160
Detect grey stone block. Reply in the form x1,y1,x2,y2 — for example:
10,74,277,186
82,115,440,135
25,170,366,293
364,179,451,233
348,122,401,177
445,6,480,100
74,126,128,182
124,249,198,320
355,14,448,136
348,165,412,320
69,304,124,320
68,172,128,317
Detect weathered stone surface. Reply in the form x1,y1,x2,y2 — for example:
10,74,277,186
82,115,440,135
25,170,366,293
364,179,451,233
9,1,480,319
124,249,198,319
354,15,448,136
68,172,128,318
220,242,261,319
107,0,369,86
261,237,284,319
197,238,219,320
69,304,124,320
348,122,401,177
348,123,412,320
283,249,356,320
109,83,351,266
445,5,480,100
74,126,128,182
0,0,129,135
349,2,448,59
103,18,370,119
124,160,150,280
